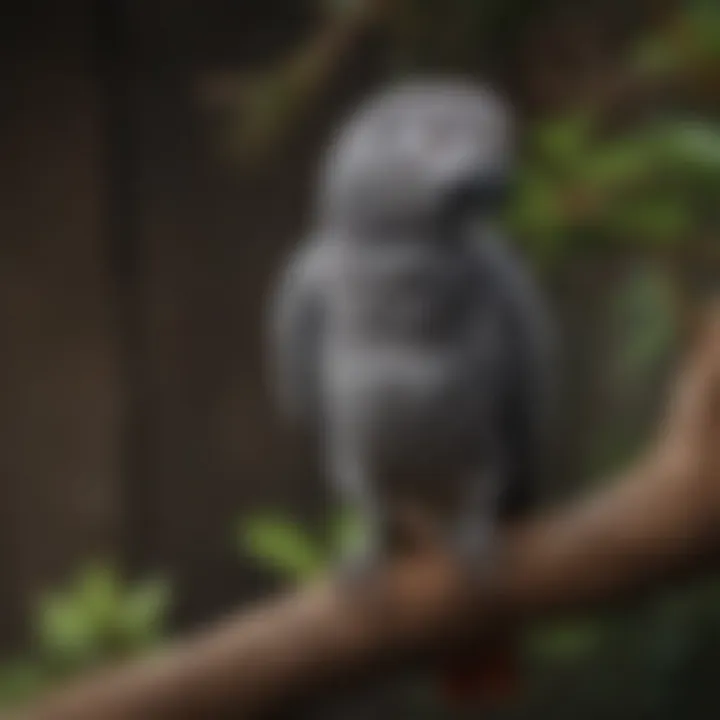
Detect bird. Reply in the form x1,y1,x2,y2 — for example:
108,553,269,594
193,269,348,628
267,76,555,712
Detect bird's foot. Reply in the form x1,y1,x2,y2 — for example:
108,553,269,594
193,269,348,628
448,522,497,586
334,544,384,593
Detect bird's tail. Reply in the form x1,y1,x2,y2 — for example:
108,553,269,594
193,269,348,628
437,632,521,711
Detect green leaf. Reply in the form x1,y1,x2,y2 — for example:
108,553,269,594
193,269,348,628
32,562,172,670
633,36,681,75
240,514,325,582
610,267,677,385
76,563,123,631
582,141,654,188
532,114,595,167
35,591,99,670
686,0,720,57
657,122,720,173
329,509,365,556
509,171,567,238
529,619,604,661
610,198,692,244
0,661,46,708
116,579,172,651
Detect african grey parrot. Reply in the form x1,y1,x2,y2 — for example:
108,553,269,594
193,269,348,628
267,76,554,709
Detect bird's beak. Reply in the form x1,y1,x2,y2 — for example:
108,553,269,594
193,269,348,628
448,169,513,214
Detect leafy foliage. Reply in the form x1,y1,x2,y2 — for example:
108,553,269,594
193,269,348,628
609,267,678,387
240,514,328,582
238,510,363,584
0,562,172,710
635,0,720,76
508,116,720,265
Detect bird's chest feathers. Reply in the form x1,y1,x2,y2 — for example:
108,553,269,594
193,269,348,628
333,243,474,344
331,346,479,450
325,243,491,454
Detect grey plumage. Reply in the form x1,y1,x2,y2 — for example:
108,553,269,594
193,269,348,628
267,77,554,573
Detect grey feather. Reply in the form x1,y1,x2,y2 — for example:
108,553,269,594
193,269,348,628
267,235,333,428
267,78,555,577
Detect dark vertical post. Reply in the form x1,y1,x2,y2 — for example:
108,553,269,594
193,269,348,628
93,0,147,572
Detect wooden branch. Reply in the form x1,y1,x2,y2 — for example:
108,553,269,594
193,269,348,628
204,0,393,162
16,306,720,720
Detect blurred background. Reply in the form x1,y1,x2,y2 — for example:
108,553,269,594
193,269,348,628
1,0,719,716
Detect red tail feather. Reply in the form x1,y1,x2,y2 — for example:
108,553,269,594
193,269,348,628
438,636,520,710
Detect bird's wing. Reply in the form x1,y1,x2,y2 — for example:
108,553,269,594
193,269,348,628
469,231,557,517
266,235,332,430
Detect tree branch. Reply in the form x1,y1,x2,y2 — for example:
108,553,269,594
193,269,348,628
16,306,720,719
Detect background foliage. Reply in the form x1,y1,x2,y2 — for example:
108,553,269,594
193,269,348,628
0,564,171,710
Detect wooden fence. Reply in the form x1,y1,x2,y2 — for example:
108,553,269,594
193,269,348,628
0,0,381,652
